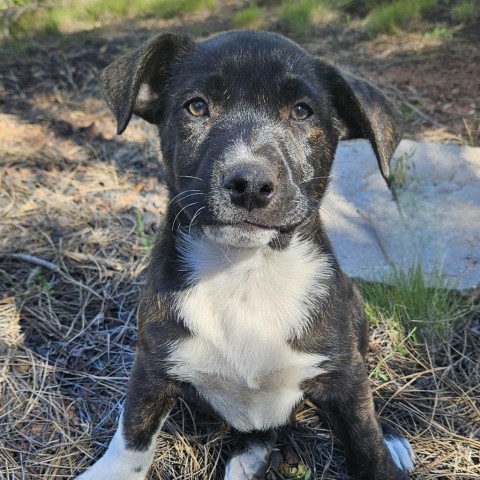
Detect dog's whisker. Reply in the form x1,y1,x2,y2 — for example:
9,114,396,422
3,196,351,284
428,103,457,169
299,175,330,185
319,205,337,226
171,202,199,232
222,243,233,266
188,206,206,236
171,192,205,209
300,173,361,184
168,189,203,206
292,199,319,217
177,175,204,182
329,173,361,180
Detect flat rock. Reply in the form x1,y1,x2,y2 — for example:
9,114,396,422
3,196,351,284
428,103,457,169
324,139,480,291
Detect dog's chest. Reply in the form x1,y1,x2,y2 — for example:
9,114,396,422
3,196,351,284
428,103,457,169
167,234,331,431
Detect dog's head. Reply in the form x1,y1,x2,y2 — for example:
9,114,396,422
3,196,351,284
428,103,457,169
101,31,403,248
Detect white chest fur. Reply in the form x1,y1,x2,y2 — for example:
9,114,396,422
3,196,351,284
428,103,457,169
167,232,332,432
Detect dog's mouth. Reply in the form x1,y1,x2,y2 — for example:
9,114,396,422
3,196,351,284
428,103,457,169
200,217,308,248
202,222,278,248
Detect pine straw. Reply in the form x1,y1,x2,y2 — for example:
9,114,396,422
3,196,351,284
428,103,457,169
1,28,479,480
1,119,479,480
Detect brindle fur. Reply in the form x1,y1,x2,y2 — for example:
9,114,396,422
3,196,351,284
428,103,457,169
79,30,412,480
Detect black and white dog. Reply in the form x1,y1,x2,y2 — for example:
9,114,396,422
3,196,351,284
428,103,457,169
77,30,415,480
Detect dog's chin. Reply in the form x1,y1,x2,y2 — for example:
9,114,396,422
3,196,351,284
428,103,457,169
202,224,277,249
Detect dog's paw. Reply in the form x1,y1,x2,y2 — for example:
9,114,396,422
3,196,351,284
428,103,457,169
76,461,148,480
76,418,157,480
384,434,415,473
76,430,154,480
225,443,270,480
76,460,148,480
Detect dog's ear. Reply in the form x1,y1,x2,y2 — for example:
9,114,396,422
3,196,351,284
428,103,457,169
100,33,195,134
328,67,404,185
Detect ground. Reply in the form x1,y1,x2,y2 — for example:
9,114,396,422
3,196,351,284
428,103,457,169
0,1,479,479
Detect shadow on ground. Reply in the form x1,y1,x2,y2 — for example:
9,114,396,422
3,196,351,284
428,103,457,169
1,9,479,480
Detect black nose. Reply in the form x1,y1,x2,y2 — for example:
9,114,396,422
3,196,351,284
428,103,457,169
223,166,276,211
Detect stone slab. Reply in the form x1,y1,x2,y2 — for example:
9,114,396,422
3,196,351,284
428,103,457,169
324,139,480,291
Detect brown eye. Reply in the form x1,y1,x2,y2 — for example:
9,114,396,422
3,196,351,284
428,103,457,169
186,98,208,117
291,103,312,121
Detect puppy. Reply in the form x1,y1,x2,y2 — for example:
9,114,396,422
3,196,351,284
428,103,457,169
77,30,414,480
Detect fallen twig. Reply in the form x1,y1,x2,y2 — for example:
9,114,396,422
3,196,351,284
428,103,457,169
0,253,59,272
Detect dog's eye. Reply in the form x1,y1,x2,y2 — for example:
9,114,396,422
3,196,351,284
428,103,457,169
291,103,313,121
186,98,209,117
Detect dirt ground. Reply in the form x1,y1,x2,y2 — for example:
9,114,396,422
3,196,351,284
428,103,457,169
0,2,479,479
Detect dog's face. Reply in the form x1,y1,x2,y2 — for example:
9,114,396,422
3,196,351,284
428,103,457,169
101,31,403,248
160,32,338,248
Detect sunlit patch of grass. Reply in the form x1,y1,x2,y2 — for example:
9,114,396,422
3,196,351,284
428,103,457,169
389,148,415,201
25,266,54,298
461,114,480,147
369,327,416,381
451,0,478,24
149,0,216,19
136,212,154,253
365,0,437,34
6,0,217,37
232,4,264,29
361,263,472,344
280,0,316,33
280,0,346,34
423,26,454,40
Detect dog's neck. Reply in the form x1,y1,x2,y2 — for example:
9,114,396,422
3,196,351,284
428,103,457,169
175,225,332,293
175,227,270,282
173,226,333,339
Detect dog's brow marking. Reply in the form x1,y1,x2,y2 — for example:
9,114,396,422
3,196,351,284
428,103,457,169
169,233,332,431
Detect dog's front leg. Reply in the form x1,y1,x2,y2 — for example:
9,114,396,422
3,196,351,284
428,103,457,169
77,354,178,480
225,430,277,480
308,361,413,480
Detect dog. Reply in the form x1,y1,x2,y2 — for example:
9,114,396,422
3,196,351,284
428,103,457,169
77,30,415,480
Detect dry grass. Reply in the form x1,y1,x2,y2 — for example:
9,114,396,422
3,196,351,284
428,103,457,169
1,21,479,480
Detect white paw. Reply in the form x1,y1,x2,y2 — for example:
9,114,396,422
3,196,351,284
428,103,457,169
77,420,154,480
385,435,415,473
225,444,270,480
77,462,147,480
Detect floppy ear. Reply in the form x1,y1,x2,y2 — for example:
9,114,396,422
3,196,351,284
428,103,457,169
100,33,195,134
328,66,404,186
